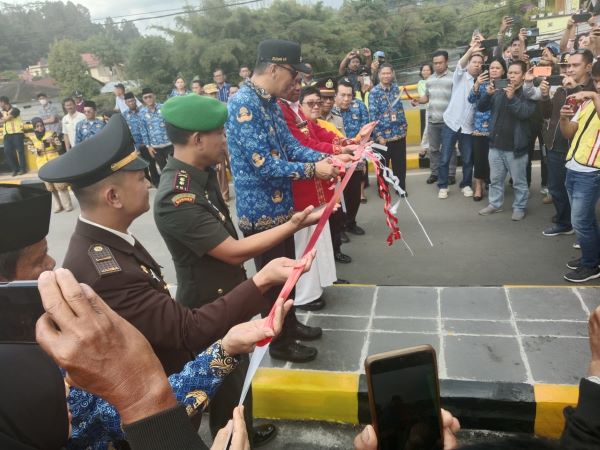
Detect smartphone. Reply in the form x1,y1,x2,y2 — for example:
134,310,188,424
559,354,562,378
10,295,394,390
481,64,490,73
0,281,43,344
365,345,443,450
494,78,509,89
480,38,498,49
526,27,540,37
533,66,552,77
526,49,543,58
572,12,592,23
547,75,563,86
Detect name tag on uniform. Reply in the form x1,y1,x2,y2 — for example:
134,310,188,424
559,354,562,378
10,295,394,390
390,113,397,122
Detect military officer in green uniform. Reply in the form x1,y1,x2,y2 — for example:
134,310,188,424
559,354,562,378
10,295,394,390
154,94,323,446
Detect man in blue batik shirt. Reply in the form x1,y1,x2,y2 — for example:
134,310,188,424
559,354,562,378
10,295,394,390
332,77,369,235
226,39,345,363
139,87,173,173
123,92,160,187
74,101,105,144
369,63,409,193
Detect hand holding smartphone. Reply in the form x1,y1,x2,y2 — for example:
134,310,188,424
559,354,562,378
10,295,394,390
365,345,443,450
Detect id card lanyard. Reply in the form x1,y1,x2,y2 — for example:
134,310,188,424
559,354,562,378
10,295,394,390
383,85,398,122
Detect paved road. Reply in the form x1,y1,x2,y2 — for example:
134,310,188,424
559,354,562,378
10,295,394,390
46,165,599,287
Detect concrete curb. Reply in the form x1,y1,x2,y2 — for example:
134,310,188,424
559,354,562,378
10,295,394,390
252,368,578,439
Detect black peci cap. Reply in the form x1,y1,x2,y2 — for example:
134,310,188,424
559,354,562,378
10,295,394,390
256,39,311,74
38,115,148,188
0,184,51,252
123,92,135,100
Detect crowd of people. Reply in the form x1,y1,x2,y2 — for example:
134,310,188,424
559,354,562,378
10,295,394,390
0,10,600,448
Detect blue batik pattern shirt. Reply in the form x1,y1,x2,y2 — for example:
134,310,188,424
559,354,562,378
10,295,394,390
140,103,171,147
66,340,240,450
467,82,491,136
225,81,325,233
74,119,105,144
333,99,369,139
368,83,408,141
122,108,145,147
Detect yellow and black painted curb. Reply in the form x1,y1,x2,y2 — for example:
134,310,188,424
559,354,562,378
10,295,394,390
252,368,578,439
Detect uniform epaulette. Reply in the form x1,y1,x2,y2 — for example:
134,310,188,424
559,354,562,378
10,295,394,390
174,169,191,192
88,244,121,277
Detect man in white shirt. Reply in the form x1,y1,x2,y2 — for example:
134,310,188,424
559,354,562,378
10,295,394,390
437,40,484,199
61,97,85,150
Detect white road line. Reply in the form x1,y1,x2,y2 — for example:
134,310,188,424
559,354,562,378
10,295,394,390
358,286,379,373
505,287,535,384
572,287,591,317
437,287,447,378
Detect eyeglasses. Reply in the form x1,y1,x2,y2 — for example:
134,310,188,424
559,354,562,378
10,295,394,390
304,100,323,108
275,64,298,79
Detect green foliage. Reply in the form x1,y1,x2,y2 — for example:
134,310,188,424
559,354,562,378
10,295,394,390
126,36,177,99
160,0,527,84
0,1,138,71
48,39,99,97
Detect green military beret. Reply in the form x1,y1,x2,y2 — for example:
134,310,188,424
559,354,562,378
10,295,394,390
161,94,228,132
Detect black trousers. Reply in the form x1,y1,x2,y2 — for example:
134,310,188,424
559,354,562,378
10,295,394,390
3,133,26,173
243,233,299,347
472,135,490,182
526,131,547,187
138,145,161,186
379,138,407,191
329,209,344,254
547,149,571,228
344,170,363,227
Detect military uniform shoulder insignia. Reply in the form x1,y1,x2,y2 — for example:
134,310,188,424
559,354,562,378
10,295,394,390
171,192,196,207
237,106,253,123
88,244,121,277
174,170,190,192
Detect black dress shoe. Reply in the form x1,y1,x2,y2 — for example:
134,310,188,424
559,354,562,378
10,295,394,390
346,224,365,235
334,278,350,284
296,297,326,311
335,252,352,263
448,176,456,185
269,341,317,362
340,231,350,243
290,322,322,340
426,175,438,184
253,424,277,448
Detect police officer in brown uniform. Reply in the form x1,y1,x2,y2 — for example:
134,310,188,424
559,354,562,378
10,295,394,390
38,115,313,442
153,94,323,445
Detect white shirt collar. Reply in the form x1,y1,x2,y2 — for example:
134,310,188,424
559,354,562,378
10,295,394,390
79,215,135,246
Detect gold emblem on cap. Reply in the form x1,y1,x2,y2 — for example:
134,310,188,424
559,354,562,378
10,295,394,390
140,265,149,274
94,245,103,252
111,151,139,172
325,79,334,89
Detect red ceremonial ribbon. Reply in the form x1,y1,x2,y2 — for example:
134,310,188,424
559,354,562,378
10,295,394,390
365,152,402,246
256,122,378,346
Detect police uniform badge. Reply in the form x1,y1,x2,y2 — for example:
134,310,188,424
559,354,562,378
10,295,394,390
174,170,190,192
237,107,253,123
88,244,121,276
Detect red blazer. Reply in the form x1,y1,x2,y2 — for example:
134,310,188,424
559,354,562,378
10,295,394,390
278,100,337,210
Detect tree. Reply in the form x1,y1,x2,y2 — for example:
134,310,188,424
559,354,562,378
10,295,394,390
126,36,177,98
48,39,99,97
